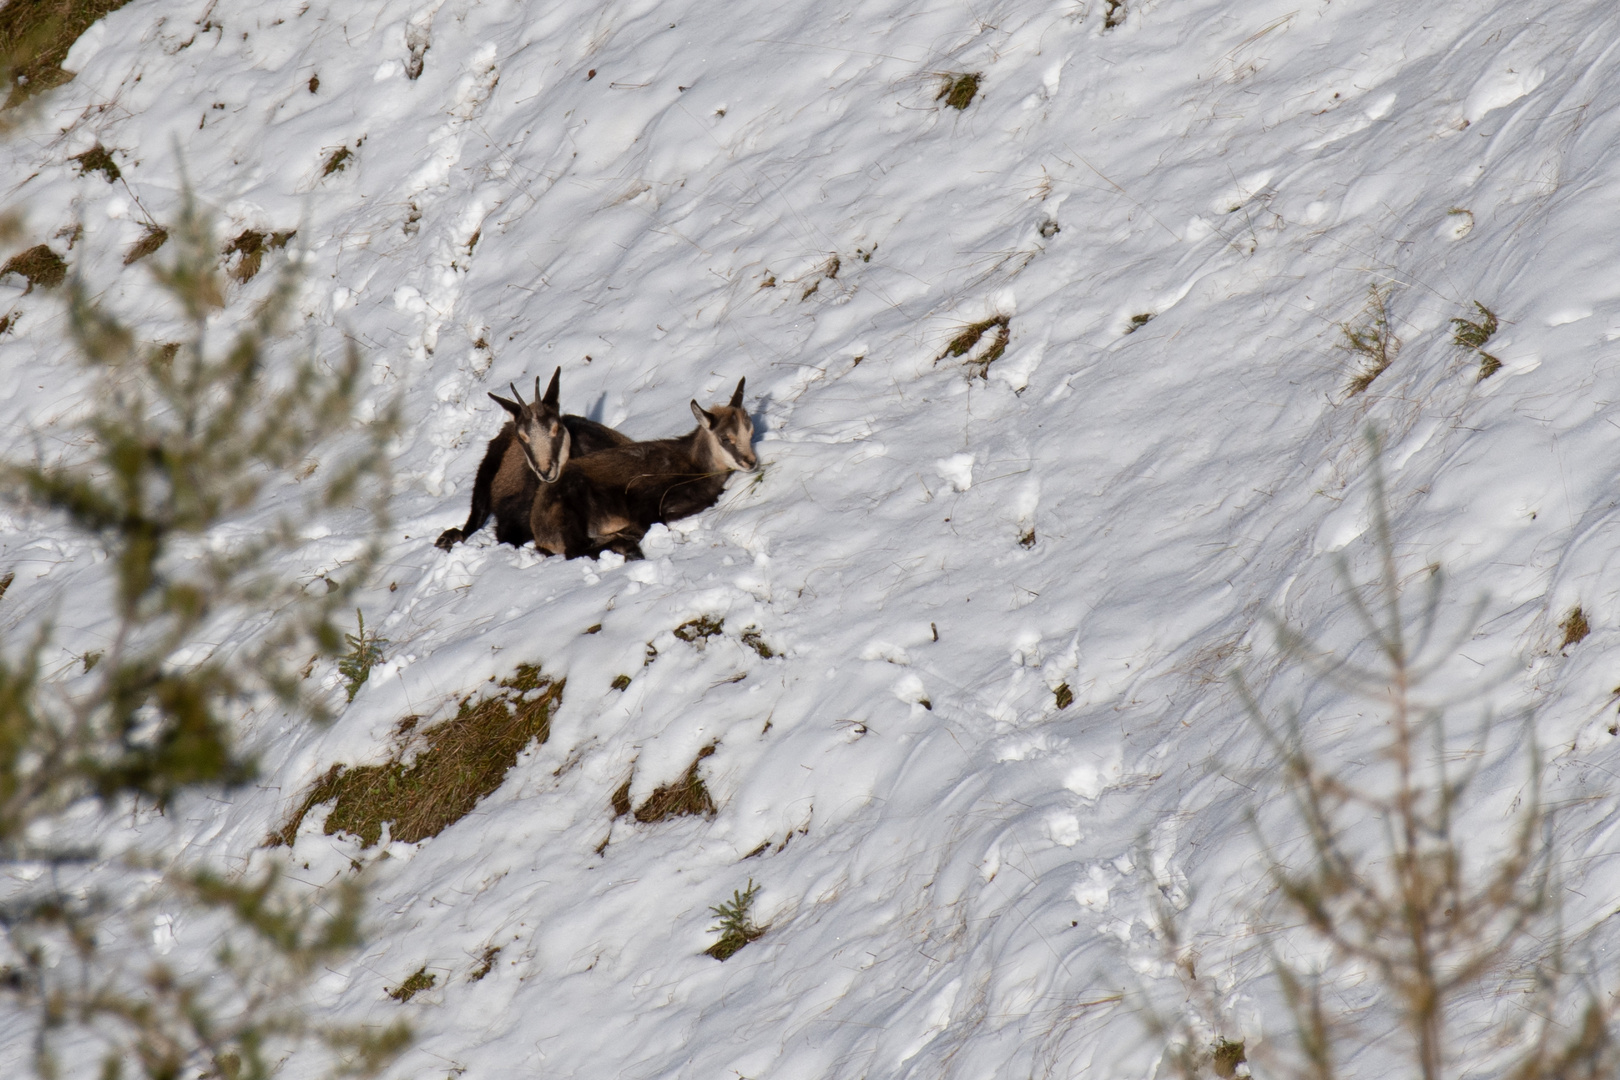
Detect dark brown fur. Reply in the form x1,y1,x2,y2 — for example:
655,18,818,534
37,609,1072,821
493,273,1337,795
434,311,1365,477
530,378,756,560
436,371,630,550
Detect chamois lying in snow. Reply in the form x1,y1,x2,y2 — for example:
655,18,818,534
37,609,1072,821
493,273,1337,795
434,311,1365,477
529,377,757,560
434,368,631,550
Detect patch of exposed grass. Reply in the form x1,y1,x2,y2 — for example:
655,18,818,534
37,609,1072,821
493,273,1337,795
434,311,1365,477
387,967,434,1002
937,71,980,110
939,314,1010,378
71,143,118,182
1451,301,1501,382
705,879,764,961
610,674,632,691
1342,284,1400,396
674,615,724,644
1103,0,1126,29
1560,607,1590,652
122,223,167,265
1054,683,1073,710
338,609,386,703
610,775,632,817
321,145,352,177
1451,301,1497,350
1124,312,1154,334
633,745,716,823
0,311,15,335
740,627,775,659
271,663,563,848
468,946,499,982
1019,528,1037,549
0,0,134,107
1212,1038,1246,1078
223,228,295,283
1,244,65,292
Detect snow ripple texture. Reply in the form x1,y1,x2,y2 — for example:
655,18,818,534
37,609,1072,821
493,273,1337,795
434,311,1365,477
4,0,1620,1076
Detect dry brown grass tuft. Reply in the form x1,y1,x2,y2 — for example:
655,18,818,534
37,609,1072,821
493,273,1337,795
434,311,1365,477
1560,607,1590,652
939,314,1010,378
0,0,133,107
70,143,118,181
632,745,717,823
321,145,352,177
740,627,775,659
224,228,295,283
1,243,65,291
122,222,167,265
271,664,562,848
468,946,500,982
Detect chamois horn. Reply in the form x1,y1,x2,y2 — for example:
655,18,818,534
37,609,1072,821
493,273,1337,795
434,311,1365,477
729,377,746,409
509,381,526,407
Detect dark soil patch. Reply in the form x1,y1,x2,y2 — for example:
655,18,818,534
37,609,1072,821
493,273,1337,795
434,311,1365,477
271,663,562,848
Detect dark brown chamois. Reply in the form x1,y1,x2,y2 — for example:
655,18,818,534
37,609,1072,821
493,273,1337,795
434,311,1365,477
435,368,631,550
529,377,757,560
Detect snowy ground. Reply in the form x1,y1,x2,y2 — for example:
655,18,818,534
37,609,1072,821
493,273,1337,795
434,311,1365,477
5,0,1620,1075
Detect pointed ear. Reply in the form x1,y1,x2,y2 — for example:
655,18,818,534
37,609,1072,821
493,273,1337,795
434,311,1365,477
729,377,746,409
543,367,561,408
690,399,715,429
489,391,523,417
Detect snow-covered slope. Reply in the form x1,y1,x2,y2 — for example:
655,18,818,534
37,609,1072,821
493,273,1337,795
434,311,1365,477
5,0,1620,1074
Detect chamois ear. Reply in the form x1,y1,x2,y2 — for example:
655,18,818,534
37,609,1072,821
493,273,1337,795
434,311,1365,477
690,399,715,429
543,367,561,409
489,391,523,417
729,377,745,409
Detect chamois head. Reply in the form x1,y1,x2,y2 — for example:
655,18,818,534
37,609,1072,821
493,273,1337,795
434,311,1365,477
689,377,757,473
490,368,569,483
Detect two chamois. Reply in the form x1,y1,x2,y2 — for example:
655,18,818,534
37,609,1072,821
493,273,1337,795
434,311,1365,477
437,370,756,560
434,368,631,550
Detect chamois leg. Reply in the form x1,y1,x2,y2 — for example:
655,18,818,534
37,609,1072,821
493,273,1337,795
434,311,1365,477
435,429,513,550
594,528,646,561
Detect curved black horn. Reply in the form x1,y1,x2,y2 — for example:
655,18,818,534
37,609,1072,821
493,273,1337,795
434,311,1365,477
509,381,526,407
729,377,746,409
543,367,561,408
